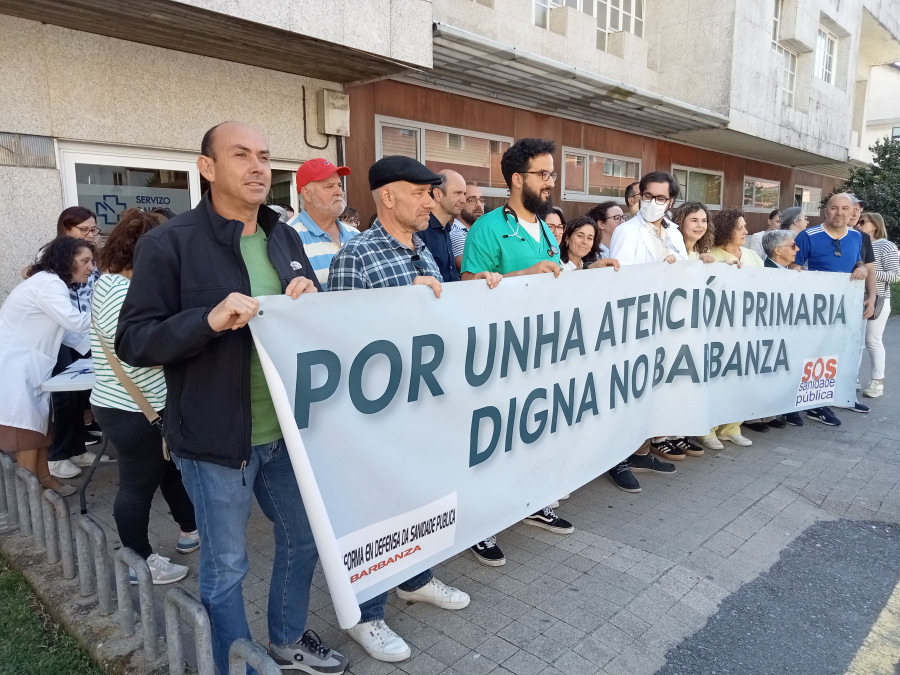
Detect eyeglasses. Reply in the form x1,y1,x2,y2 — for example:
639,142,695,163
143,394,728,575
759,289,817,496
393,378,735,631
776,242,799,250
520,170,558,182
831,238,842,257
410,253,426,276
641,193,670,205
75,225,101,236
548,224,565,232
466,196,487,205
605,214,626,223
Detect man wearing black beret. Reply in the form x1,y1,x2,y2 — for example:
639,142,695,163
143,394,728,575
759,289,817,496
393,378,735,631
328,155,500,662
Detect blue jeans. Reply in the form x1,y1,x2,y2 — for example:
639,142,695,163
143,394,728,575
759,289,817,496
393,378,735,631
358,568,433,622
173,439,317,675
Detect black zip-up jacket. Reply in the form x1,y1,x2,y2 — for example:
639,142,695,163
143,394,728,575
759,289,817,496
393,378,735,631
115,193,320,469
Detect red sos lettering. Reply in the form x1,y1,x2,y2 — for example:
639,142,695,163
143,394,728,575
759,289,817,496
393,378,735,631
802,358,838,382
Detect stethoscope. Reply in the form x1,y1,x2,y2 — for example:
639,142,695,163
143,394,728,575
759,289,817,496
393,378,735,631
500,204,560,258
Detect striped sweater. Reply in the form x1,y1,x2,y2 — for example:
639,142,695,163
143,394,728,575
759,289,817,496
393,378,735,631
872,238,900,297
89,274,166,412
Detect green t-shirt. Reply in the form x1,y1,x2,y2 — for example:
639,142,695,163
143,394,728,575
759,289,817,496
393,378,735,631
239,227,283,446
461,206,561,275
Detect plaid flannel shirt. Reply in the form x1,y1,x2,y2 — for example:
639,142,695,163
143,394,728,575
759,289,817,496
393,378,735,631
328,219,443,291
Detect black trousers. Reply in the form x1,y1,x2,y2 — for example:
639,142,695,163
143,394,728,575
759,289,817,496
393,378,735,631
92,405,196,559
49,346,89,462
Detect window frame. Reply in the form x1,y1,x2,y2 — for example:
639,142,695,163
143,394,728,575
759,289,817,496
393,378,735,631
814,27,837,85
374,116,513,198
671,165,724,210
562,146,641,203
794,185,823,216
891,126,900,141
743,176,782,212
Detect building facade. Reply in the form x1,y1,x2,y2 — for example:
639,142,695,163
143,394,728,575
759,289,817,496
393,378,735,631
345,0,900,229
1,0,898,298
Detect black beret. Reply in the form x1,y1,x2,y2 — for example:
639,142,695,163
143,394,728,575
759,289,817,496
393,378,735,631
369,155,443,190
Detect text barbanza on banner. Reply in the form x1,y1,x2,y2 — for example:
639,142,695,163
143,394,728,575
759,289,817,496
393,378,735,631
250,262,862,628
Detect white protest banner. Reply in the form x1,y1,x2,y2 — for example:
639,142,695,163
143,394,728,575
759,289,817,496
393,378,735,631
250,262,862,628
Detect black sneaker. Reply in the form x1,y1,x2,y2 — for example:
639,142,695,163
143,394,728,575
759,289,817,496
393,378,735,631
84,420,103,437
608,462,641,493
845,401,869,414
668,436,704,457
743,421,769,432
807,407,841,426
471,536,506,566
268,629,349,673
783,412,804,426
523,507,574,534
628,453,677,474
766,417,787,429
649,439,686,461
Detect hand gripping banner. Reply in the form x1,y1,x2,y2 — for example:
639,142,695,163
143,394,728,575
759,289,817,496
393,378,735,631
249,262,862,628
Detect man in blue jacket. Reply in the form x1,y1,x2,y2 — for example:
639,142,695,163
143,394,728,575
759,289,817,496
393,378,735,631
117,121,348,675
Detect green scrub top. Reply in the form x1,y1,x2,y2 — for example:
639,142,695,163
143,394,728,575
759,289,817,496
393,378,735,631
461,206,562,275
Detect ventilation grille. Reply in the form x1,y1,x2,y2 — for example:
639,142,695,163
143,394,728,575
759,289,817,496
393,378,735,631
0,133,56,168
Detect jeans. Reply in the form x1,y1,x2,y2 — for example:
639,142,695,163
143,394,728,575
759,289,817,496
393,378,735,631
173,438,317,675
92,405,195,559
865,303,890,379
358,568,433,623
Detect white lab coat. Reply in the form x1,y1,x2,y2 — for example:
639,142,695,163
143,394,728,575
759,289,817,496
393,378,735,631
609,212,688,265
0,272,91,434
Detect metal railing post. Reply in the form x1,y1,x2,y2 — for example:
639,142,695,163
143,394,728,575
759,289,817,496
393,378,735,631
41,490,75,578
73,513,114,614
14,468,44,547
165,587,214,675
113,547,160,660
228,638,281,675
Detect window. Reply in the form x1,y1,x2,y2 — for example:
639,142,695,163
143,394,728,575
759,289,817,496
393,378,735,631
375,117,512,196
563,147,640,201
815,28,836,84
534,0,645,51
770,0,797,106
671,167,724,208
771,0,781,43
794,186,822,216
59,142,300,231
743,177,781,211
892,126,900,141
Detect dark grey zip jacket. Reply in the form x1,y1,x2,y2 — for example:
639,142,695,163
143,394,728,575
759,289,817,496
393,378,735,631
116,192,320,469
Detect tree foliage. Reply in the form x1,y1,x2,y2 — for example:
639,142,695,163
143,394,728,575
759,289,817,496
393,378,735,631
826,138,900,242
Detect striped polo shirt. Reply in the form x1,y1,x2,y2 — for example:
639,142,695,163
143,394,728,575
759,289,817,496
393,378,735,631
89,273,166,412
288,209,359,289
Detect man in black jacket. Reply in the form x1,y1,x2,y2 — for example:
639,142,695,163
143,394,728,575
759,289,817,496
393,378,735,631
117,121,348,675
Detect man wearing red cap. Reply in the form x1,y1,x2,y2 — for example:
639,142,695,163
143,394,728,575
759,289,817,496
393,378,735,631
288,158,357,289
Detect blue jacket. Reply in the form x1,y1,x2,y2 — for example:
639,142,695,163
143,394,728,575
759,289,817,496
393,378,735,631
419,213,460,282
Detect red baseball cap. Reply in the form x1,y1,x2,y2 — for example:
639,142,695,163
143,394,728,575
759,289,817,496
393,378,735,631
296,158,350,190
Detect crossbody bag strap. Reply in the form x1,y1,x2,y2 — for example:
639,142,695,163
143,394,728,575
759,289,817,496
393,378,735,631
91,318,170,459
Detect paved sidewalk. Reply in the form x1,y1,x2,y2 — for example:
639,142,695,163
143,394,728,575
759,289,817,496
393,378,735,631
2,319,899,674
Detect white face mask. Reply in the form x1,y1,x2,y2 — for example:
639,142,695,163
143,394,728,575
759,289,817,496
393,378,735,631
640,199,668,223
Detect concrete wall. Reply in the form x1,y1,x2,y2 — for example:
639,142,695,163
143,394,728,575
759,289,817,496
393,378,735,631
172,0,435,67
861,65,900,157
0,15,341,299
436,0,875,163
727,0,858,162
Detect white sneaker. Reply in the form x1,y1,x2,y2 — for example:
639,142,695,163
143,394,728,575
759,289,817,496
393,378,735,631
395,577,470,610
130,553,188,585
863,380,884,398
48,459,81,479
70,451,113,467
698,436,724,450
347,620,411,662
718,433,753,447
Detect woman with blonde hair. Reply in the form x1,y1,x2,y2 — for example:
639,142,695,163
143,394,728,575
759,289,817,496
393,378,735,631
855,212,899,398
